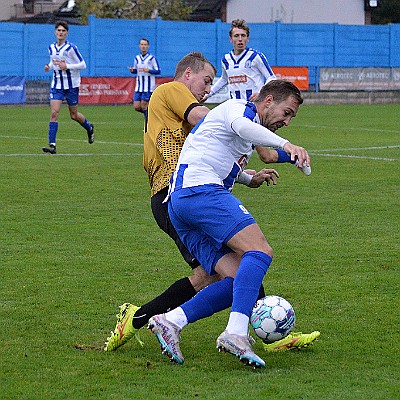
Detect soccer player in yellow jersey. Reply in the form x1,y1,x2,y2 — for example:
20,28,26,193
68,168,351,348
104,52,320,353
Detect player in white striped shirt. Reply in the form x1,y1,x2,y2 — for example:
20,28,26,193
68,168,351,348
206,19,276,102
129,38,161,129
42,20,94,154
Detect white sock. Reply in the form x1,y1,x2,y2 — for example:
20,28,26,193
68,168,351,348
226,311,249,336
165,307,188,330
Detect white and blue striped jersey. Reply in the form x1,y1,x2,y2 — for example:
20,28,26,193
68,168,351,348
48,40,86,90
169,99,288,194
209,47,275,101
132,53,161,93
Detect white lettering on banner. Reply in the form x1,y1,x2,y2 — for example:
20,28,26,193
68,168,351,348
0,85,24,91
91,83,111,90
320,68,400,90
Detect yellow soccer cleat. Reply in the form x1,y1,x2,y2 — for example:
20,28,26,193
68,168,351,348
263,331,320,352
104,303,143,351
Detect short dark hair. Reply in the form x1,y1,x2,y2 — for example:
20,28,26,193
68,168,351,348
55,20,69,31
140,38,149,44
174,51,216,79
229,19,249,37
254,80,304,105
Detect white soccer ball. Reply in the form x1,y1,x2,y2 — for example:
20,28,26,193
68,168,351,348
250,295,296,343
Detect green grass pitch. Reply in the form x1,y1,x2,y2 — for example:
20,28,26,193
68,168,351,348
1,103,399,399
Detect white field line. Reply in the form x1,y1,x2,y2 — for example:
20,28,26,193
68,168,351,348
0,135,398,161
297,125,400,134
2,153,143,157
309,153,396,161
0,135,142,146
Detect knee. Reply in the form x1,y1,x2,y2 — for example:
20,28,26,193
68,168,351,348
262,244,273,258
69,112,79,121
50,111,59,120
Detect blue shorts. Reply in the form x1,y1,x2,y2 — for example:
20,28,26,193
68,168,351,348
168,184,256,274
134,91,152,102
50,87,79,106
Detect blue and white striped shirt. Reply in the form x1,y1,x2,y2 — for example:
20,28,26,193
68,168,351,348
209,47,275,101
48,40,86,90
132,53,161,93
169,99,288,195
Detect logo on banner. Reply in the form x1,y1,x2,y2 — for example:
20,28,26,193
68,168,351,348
79,77,134,104
0,76,26,104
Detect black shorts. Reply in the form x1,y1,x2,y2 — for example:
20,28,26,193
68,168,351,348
151,187,200,269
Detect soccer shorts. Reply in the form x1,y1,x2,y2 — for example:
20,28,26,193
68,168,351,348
50,87,79,106
134,91,152,102
151,187,200,269
168,184,256,275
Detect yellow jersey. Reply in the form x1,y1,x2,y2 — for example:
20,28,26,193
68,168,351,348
143,81,200,196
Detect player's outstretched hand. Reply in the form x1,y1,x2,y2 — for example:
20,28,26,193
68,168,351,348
283,143,310,171
246,168,280,188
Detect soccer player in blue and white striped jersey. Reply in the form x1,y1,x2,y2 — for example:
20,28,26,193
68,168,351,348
206,19,276,102
42,21,94,154
129,38,161,129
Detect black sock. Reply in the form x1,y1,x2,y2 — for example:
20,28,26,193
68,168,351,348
132,277,196,329
258,283,265,300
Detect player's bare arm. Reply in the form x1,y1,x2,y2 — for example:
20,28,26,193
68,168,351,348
255,145,279,163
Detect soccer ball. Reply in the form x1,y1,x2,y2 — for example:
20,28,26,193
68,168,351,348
250,295,296,343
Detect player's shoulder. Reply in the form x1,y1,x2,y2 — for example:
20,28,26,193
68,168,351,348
65,40,79,50
248,47,265,56
157,81,188,92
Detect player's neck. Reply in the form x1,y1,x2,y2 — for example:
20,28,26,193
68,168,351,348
233,48,246,56
57,39,66,47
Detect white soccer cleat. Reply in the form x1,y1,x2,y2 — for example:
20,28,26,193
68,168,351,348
216,330,265,369
147,314,184,364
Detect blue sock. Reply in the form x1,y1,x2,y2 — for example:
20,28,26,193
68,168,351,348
48,122,58,144
80,118,92,131
181,277,234,323
232,251,272,317
275,148,294,164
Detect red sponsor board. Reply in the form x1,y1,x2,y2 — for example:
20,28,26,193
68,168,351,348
155,77,174,85
273,67,309,90
79,77,134,104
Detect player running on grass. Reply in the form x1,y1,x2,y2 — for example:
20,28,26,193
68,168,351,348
42,20,94,154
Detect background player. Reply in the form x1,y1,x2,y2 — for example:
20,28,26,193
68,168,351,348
204,19,276,102
43,20,94,154
129,38,161,130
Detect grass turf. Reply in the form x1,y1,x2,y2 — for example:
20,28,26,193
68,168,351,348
0,103,399,399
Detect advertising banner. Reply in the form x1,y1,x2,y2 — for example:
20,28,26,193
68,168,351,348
273,67,309,90
79,77,134,104
0,76,25,104
320,68,400,91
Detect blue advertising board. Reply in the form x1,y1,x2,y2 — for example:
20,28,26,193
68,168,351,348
0,76,26,104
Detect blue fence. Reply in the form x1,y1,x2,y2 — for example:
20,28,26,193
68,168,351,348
0,16,399,82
